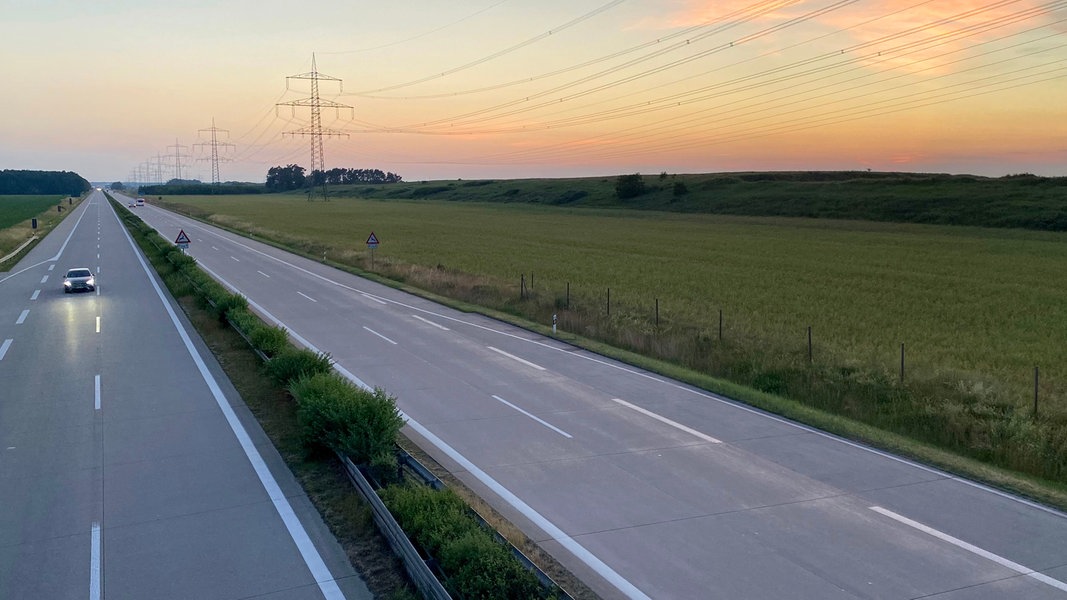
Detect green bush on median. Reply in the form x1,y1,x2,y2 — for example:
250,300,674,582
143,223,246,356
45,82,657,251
266,347,333,385
250,324,289,357
289,373,404,465
215,292,249,323
378,483,549,600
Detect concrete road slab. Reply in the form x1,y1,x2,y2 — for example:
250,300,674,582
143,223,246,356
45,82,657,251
922,576,1067,599
102,449,275,529
104,502,316,600
102,410,240,466
864,477,1067,570
0,531,89,600
485,454,708,535
732,430,947,493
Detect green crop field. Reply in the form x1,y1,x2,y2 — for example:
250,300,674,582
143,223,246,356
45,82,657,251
0,195,62,229
157,193,1067,486
0,195,66,259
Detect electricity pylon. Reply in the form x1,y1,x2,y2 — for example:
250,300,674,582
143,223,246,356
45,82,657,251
167,139,190,182
277,54,352,199
195,118,236,186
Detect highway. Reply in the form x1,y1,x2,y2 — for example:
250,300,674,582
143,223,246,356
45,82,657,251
130,192,1067,599
0,191,368,599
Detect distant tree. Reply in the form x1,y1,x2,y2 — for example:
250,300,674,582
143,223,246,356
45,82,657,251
111,181,126,190
265,164,306,191
615,173,646,200
0,169,90,195
673,181,689,197
321,167,403,185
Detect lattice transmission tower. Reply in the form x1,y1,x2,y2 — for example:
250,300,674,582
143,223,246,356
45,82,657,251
195,118,236,186
167,139,190,182
277,54,352,199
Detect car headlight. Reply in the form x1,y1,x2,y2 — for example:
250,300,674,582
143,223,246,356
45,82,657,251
64,280,72,287
86,277,95,286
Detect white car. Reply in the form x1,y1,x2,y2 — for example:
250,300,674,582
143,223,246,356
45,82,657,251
63,268,96,293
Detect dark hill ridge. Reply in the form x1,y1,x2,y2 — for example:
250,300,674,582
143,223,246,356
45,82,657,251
329,171,1067,232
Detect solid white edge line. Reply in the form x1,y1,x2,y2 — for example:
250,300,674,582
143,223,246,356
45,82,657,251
90,521,101,600
412,314,449,331
362,326,397,345
869,506,1067,592
297,291,318,303
94,375,101,411
487,346,546,371
0,339,11,361
492,395,572,438
192,263,651,600
16,309,29,325
109,202,346,600
612,398,722,444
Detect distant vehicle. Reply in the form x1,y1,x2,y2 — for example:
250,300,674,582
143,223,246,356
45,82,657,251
63,268,95,293
128,202,135,207
136,198,145,207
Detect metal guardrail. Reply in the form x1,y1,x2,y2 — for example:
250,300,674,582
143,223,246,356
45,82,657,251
338,454,453,600
395,450,576,600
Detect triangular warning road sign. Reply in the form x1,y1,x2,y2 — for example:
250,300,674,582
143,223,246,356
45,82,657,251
366,232,380,245
174,229,191,244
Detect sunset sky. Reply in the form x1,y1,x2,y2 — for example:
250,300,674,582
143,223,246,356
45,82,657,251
2,0,1064,183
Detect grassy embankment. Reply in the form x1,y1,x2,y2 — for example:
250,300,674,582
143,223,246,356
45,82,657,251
0,195,74,262
154,181,1067,507
336,171,1067,231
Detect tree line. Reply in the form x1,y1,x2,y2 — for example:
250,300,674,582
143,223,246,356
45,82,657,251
0,170,90,195
266,165,403,191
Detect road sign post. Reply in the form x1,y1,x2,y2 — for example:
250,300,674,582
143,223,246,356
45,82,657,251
174,229,191,252
366,231,380,270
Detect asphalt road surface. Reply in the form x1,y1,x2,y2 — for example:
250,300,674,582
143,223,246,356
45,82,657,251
128,193,1067,600
0,191,369,599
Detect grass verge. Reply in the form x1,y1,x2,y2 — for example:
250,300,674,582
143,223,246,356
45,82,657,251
0,195,83,265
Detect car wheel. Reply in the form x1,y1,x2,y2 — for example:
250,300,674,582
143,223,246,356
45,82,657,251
64,288,70,294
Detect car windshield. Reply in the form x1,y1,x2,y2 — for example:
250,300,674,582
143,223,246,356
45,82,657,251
66,269,91,278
